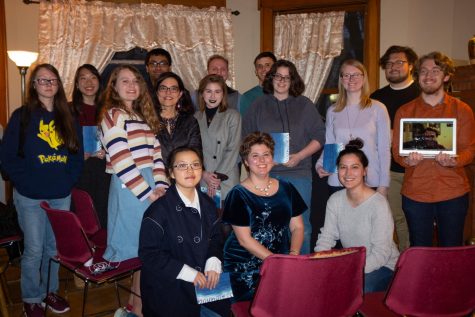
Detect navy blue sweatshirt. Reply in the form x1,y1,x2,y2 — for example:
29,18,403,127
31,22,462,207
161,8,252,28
0,107,83,199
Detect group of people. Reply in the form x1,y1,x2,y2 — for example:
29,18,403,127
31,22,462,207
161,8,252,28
0,44,474,317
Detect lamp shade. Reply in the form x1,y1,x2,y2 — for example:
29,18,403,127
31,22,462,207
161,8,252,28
7,51,38,67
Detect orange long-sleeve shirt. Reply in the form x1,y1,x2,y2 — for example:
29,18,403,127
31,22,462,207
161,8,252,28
392,94,475,202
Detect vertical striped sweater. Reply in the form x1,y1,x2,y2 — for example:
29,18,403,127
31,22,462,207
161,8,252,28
100,108,169,201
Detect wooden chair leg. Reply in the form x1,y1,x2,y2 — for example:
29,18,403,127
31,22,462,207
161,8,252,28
0,272,10,317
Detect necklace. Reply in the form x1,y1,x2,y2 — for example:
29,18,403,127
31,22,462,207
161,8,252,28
345,104,361,140
161,114,178,135
252,179,272,196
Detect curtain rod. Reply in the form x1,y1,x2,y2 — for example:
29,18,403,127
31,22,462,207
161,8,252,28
22,0,240,15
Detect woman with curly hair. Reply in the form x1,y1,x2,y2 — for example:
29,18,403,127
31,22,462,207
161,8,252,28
98,65,169,317
222,132,305,302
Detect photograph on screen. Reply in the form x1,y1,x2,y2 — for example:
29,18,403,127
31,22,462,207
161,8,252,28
399,118,457,157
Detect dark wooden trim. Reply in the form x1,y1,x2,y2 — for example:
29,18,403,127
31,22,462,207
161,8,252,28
259,0,380,90
86,0,226,8
0,0,7,128
0,0,11,202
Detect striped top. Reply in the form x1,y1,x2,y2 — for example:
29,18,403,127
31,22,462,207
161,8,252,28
101,108,169,201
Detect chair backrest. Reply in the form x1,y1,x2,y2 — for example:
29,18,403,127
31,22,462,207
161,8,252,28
250,247,366,317
41,201,93,266
71,188,101,236
385,245,475,317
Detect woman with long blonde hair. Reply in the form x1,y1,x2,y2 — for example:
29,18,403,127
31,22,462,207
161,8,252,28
316,59,391,196
99,65,169,317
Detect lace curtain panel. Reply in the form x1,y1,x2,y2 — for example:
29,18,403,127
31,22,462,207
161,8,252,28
274,11,345,103
38,0,234,99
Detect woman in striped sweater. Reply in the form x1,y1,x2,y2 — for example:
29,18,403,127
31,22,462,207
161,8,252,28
99,65,169,317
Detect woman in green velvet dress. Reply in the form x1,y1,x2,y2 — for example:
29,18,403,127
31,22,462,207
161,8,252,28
222,132,305,302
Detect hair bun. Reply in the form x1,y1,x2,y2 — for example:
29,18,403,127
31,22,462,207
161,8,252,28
345,138,364,150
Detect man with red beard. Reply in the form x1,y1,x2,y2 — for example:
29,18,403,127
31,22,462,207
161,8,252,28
392,52,475,247
371,46,420,252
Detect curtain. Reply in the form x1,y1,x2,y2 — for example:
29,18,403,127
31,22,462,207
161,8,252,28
38,0,234,99
274,11,345,103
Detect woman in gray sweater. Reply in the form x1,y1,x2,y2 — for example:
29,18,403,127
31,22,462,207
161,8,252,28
242,60,325,255
315,139,399,293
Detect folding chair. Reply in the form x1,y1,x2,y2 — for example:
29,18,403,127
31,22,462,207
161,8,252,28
232,247,366,317
41,201,141,316
360,246,475,317
71,188,107,248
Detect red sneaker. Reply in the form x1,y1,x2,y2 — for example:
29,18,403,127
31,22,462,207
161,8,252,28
23,302,45,317
41,293,70,313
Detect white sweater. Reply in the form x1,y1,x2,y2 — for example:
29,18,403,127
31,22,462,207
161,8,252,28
315,190,399,273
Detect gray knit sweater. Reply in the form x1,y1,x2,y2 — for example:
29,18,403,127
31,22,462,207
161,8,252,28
242,94,325,178
315,190,399,273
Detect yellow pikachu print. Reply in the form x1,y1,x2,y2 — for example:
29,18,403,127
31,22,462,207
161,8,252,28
37,119,63,150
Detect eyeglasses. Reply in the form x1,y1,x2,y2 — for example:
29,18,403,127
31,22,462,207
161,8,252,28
173,162,202,170
273,74,291,82
158,85,180,94
340,73,364,81
384,60,408,69
36,78,59,86
419,68,442,77
148,61,169,68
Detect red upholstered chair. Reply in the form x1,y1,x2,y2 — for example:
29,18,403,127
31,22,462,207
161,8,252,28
71,188,107,248
360,246,475,317
41,202,141,317
232,247,366,317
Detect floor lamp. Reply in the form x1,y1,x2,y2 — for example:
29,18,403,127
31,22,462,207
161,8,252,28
7,50,38,106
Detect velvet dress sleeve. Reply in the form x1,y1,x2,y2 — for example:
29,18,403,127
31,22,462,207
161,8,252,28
221,187,250,226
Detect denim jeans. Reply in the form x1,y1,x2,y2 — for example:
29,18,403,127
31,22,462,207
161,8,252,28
364,266,393,293
14,190,71,303
272,175,312,255
402,194,468,247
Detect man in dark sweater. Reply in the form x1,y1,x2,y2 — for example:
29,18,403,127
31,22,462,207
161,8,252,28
370,45,420,252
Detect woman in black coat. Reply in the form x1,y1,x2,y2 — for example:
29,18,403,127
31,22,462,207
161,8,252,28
139,147,230,317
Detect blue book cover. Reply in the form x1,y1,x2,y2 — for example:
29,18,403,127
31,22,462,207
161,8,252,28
195,272,234,304
82,126,101,154
270,132,289,164
323,143,344,173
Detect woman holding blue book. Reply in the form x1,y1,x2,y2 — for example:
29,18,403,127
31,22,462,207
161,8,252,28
70,64,110,228
139,147,230,317
316,59,391,196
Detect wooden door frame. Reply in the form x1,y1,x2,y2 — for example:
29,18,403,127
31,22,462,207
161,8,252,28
258,0,380,90
0,0,7,129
